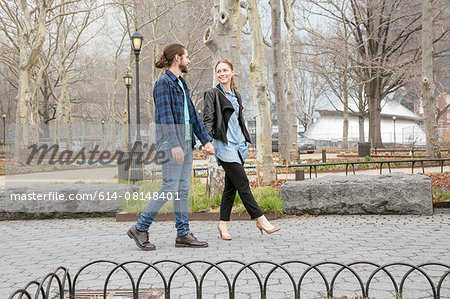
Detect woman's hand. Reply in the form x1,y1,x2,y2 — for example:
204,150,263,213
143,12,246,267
203,142,215,155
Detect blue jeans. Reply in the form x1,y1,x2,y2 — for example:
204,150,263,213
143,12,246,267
136,141,192,237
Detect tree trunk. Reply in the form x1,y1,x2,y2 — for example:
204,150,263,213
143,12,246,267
247,0,276,184
203,0,246,198
342,70,349,149
358,115,365,142
30,64,43,147
270,0,290,163
41,72,51,138
204,0,246,74
367,78,383,148
54,94,63,146
15,67,32,161
63,76,73,151
282,0,298,162
56,27,69,149
421,0,440,158
112,65,119,152
374,83,383,148
14,1,47,162
357,84,365,142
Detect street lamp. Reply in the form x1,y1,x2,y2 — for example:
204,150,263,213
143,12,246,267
131,31,143,151
101,119,105,150
392,115,397,150
123,72,133,151
1,112,6,144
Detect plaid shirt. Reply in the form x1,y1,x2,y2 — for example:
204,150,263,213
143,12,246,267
154,70,212,149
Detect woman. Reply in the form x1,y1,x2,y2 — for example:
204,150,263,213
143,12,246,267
203,60,280,240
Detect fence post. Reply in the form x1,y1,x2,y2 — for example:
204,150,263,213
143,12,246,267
295,169,305,181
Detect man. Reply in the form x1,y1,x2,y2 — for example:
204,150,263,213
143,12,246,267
127,44,214,250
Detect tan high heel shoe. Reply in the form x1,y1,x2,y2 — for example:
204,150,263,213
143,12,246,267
217,224,232,240
256,222,280,235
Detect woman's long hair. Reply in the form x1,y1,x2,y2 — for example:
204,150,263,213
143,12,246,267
215,59,237,92
155,44,185,68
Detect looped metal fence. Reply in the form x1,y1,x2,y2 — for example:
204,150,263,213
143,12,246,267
8,260,450,299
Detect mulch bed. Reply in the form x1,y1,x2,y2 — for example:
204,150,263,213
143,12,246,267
423,172,450,189
250,179,286,190
423,173,450,207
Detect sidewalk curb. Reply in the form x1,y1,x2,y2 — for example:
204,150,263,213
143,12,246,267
116,212,283,222
434,201,450,208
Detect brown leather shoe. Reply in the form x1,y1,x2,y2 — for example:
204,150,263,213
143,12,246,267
175,233,208,248
127,225,156,251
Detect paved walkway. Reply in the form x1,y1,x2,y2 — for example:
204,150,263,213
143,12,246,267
2,212,449,298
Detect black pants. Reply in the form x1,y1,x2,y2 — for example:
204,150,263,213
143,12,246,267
219,160,264,221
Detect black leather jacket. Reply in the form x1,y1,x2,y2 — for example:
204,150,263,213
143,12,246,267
203,84,252,144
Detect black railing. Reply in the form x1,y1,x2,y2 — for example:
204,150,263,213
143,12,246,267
290,158,449,179
373,147,450,155
8,260,450,299
190,158,449,178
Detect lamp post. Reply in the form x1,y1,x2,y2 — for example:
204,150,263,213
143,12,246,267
1,113,6,144
123,72,133,151
392,115,397,150
131,31,143,152
101,119,105,150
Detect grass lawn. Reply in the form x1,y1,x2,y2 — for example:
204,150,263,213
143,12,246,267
120,178,283,214
433,187,450,202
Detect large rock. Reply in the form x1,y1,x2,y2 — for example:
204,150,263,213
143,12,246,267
0,183,138,220
280,173,433,215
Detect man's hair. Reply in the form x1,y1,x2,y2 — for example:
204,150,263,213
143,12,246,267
155,44,186,68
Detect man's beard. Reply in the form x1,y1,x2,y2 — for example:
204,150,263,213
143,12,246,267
180,64,189,73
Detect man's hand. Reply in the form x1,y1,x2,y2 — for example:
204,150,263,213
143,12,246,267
202,142,215,155
171,147,184,163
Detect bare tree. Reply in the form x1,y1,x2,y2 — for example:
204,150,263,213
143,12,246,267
270,0,290,163
301,0,448,149
246,0,276,184
300,0,369,148
51,1,101,150
0,0,103,161
0,1,48,159
0,61,17,132
294,64,327,131
421,0,440,157
282,0,299,161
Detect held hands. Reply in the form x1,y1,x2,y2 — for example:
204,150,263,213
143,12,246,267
172,142,214,162
202,142,215,155
171,147,184,163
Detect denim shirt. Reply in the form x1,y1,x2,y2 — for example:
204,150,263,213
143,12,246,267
213,84,248,165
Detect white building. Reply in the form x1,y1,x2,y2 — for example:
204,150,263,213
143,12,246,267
306,100,426,146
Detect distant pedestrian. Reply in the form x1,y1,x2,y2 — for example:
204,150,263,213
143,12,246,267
203,59,280,240
127,44,214,250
